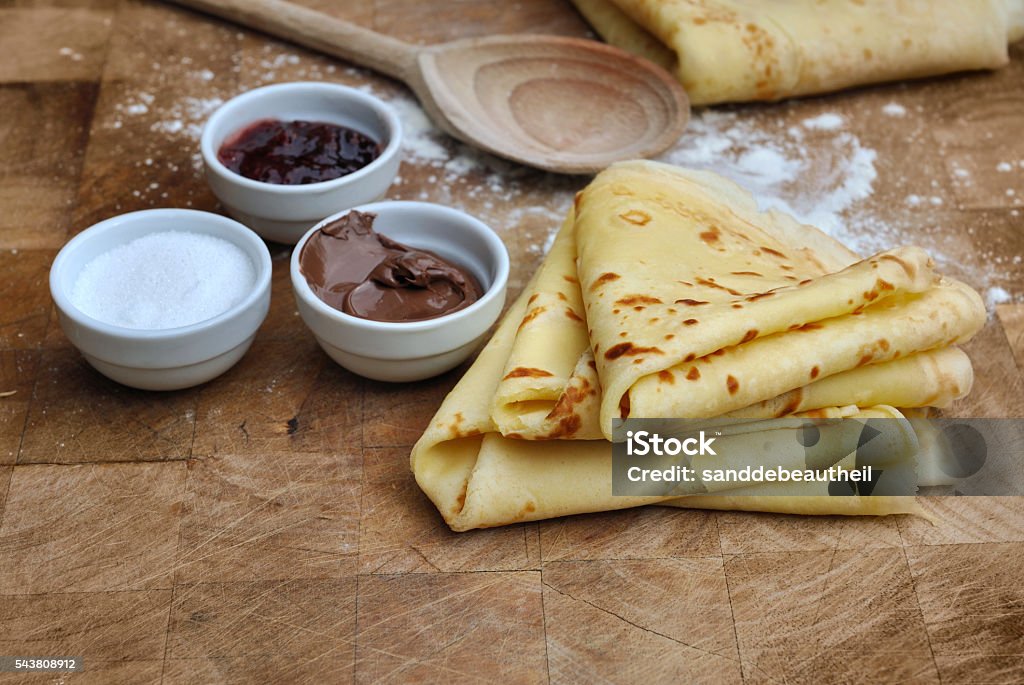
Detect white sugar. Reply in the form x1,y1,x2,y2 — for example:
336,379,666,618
70,231,255,330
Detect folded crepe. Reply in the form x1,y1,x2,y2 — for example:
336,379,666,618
571,0,1024,105
411,161,985,531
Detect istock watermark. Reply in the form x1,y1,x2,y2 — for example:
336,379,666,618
611,417,1024,497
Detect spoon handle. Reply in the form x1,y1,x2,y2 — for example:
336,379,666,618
166,0,420,82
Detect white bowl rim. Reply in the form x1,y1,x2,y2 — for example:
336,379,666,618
50,208,273,341
200,81,403,195
290,201,510,332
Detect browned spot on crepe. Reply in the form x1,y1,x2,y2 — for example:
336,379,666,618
604,342,664,360
683,318,699,326
879,339,890,351
565,308,583,322
619,393,631,418
683,353,696,362
563,274,579,285
619,209,652,226
616,295,663,306
590,272,620,291
726,375,740,395
686,367,701,381
675,298,709,306
761,246,786,258
810,365,820,379
778,389,803,416
544,374,598,427
730,271,762,276
740,329,758,343
556,291,567,301
658,370,675,384
858,354,874,366
799,279,813,286
518,306,547,332
878,278,895,291
699,226,721,244
503,367,554,380
746,291,775,302
696,277,743,296
732,303,744,309
665,334,676,341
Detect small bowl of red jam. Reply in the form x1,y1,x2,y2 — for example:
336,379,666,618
290,201,509,382
201,82,402,244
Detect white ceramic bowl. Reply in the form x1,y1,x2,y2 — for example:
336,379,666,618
50,209,272,391
201,81,403,245
291,202,509,382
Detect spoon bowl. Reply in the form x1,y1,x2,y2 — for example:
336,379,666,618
168,0,689,174
418,34,687,173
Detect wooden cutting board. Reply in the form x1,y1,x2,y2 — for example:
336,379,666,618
0,1,1023,683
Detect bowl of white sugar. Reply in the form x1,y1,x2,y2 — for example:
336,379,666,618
50,209,272,390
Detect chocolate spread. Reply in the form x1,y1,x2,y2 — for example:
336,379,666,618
298,210,483,322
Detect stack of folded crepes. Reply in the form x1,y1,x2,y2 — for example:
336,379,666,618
411,161,985,531
569,0,1024,105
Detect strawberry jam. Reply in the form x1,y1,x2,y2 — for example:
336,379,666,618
217,119,381,185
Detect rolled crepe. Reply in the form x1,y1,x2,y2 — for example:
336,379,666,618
492,191,975,441
576,162,985,438
411,162,983,531
412,286,921,530
571,0,1024,105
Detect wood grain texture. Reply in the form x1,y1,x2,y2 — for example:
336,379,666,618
0,0,1022,682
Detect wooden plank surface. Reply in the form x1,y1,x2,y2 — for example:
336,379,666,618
1,1,1023,683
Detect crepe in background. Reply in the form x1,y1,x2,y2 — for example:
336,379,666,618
571,0,1024,105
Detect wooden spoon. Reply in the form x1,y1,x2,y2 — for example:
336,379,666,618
167,0,689,174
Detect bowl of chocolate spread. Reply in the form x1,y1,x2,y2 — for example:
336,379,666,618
291,202,509,382
201,82,402,245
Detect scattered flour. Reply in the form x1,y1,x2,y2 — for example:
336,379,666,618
58,46,84,62
997,162,1014,172
801,113,845,130
882,102,907,117
658,109,875,243
985,286,1011,309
